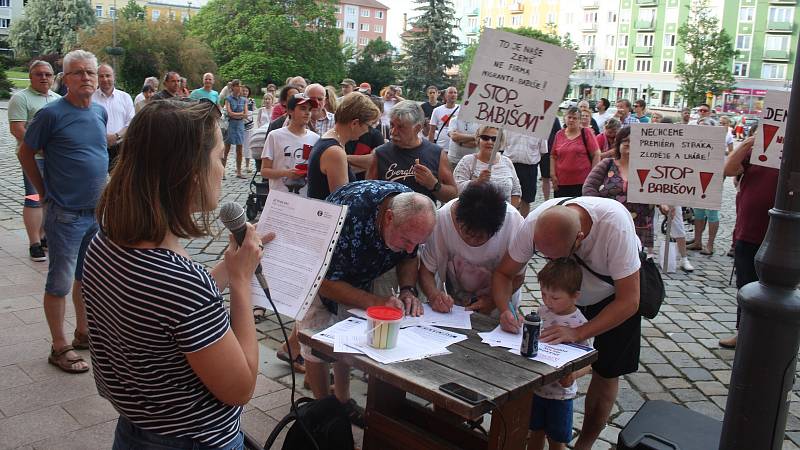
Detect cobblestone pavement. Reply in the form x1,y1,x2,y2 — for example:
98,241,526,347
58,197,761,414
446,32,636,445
0,109,798,449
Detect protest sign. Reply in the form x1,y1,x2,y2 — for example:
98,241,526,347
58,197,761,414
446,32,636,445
457,28,576,140
752,90,789,169
628,123,726,210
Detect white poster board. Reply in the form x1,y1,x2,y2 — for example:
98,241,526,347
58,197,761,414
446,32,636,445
752,90,789,169
628,123,726,210
458,28,576,140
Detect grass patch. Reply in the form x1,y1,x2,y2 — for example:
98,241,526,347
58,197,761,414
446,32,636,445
7,70,29,89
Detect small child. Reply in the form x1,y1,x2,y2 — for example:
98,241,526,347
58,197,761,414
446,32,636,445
528,258,592,450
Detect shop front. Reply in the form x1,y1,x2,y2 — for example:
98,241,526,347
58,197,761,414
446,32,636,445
722,88,767,114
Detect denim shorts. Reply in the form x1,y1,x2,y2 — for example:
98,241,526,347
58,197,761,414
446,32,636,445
529,394,574,444
43,201,98,297
694,208,720,223
22,158,45,208
113,416,244,450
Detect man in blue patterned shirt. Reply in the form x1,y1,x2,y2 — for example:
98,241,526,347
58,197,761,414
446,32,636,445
615,99,640,126
300,179,436,426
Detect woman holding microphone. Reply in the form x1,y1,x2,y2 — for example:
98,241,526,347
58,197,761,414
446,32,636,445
82,99,271,450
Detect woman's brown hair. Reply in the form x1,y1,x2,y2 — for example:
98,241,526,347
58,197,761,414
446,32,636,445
97,99,221,245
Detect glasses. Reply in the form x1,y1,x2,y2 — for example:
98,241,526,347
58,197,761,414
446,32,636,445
32,72,54,78
479,134,497,142
67,69,97,77
293,93,310,100
533,236,578,261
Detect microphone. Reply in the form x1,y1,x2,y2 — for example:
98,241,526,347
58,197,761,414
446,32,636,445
219,202,271,299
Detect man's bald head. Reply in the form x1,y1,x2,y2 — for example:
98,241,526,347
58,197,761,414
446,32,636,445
533,205,582,258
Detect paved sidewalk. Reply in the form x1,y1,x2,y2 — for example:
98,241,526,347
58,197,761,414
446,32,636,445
0,111,798,448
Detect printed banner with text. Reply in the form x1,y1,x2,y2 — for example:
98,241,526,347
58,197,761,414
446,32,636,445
628,123,726,209
458,28,576,140
752,90,789,169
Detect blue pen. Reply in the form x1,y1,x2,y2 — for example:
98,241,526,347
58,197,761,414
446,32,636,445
509,301,519,321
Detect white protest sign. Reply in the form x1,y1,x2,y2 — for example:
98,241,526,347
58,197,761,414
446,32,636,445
458,28,576,140
628,123,726,210
752,90,789,169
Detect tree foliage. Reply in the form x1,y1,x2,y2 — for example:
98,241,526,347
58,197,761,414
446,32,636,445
347,38,398,94
188,0,345,87
120,0,146,21
79,18,216,93
675,0,736,107
10,0,96,57
400,0,463,100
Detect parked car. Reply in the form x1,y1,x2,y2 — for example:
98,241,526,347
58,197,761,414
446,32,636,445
559,98,578,109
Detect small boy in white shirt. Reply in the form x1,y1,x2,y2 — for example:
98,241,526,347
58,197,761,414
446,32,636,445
528,258,593,450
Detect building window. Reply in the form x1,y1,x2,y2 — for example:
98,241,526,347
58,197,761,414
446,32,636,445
664,33,675,47
346,21,355,29
345,36,354,43
768,7,793,23
360,23,369,31
359,37,369,46
620,34,629,47
565,13,573,25
531,14,539,26
662,60,673,73
0,0,10,7
0,18,9,28
604,58,613,71
733,62,749,77
606,34,615,46
617,59,627,71
362,8,370,17
762,63,787,79
374,24,383,32
584,11,597,24
336,20,341,28
95,5,102,17
620,9,631,24
169,10,175,20
110,6,116,18
511,15,521,26
635,58,652,72
485,17,491,26
638,7,655,22
335,5,341,14
766,34,790,51
498,16,504,27
607,11,617,22
739,7,754,22
735,35,751,50
376,10,384,19
346,6,356,15
636,33,654,47
546,12,556,23
583,34,595,47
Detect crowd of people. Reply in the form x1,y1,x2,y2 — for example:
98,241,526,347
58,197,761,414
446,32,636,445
8,50,773,450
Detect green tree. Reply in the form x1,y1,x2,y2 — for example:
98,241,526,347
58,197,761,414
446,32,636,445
347,38,398,94
79,18,216,93
400,0,463,100
10,0,96,57
120,0,146,21
188,0,345,87
675,0,736,107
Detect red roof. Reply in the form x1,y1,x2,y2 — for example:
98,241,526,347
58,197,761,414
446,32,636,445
339,0,389,10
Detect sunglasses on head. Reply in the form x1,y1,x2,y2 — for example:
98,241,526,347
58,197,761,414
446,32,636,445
479,134,497,142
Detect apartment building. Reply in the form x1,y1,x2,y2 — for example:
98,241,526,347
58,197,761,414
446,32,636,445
89,0,202,23
0,0,25,41
334,0,388,48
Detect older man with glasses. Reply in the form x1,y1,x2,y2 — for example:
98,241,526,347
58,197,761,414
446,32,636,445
9,60,60,262
492,196,642,450
305,83,335,135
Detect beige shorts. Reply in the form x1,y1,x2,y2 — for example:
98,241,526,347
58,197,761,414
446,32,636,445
298,294,347,363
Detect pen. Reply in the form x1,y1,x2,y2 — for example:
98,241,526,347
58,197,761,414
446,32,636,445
509,301,519,321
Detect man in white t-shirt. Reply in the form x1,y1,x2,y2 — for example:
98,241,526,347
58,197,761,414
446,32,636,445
491,196,641,450
261,94,320,196
428,86,459,150
419,182,524,314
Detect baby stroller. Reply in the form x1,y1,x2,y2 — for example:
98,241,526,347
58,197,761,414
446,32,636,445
660,207,695,236
245,124,270,221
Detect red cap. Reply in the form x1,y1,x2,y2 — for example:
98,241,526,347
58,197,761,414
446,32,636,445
366,306,403,321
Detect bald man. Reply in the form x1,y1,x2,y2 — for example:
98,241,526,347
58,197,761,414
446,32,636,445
492,196,641,450
189,72,219,104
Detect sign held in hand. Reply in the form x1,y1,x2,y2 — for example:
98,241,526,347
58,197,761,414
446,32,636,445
458,28,576,140
752,90,788,169
628,123,726,210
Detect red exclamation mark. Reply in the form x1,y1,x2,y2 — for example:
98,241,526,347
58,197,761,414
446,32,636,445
463,82,477,107
699,172,713,199
636,169,650,192
760,124,780,162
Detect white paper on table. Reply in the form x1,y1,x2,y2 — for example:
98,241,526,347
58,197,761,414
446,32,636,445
333,334,366,354
251,190,348,320
346,327,452,364
406,325,468,348
508,342,594,368
311,317,367,345
478,325,522,349
348,304,473,329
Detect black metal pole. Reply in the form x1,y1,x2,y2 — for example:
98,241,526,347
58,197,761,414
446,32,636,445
719,37,800,450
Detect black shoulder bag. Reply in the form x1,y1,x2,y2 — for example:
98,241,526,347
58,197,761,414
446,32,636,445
263,395,354,450
557,198,666,319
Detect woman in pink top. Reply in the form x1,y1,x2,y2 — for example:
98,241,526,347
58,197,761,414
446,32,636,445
550,106,600,197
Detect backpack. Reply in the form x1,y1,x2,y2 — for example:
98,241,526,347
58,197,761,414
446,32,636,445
263,396,354,450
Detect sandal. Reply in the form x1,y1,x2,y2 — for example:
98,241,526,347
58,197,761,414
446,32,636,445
72,330,90,350
276,347,306,373
48,345,89,374
253,306,268,324
687,243,703,251
700,246,714,256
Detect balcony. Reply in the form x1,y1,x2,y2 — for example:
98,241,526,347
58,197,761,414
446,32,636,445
633,46,653,55
583,22,598,31
466,27,479,35
767,20,793,32
636,0,658,4
764,49,791,60
578,46,596,55
467,8,479,16
635,18,656,30
510,2,523,13
582,0,599,9
769,0,797,4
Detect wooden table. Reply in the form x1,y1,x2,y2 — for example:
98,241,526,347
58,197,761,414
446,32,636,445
298,313,597,450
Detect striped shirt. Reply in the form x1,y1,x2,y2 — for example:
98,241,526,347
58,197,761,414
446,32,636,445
82,234,240,447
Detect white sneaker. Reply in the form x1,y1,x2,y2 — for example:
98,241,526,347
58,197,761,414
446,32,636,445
680,257,694,272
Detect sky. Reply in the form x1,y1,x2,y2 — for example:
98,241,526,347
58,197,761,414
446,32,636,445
386,2,420,49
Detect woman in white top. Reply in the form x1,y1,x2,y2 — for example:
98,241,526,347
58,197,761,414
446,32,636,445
256,92,274,129
453,125,522,207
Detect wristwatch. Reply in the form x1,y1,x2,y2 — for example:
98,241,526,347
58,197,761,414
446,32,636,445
399,285,419,297
431,180,442,192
